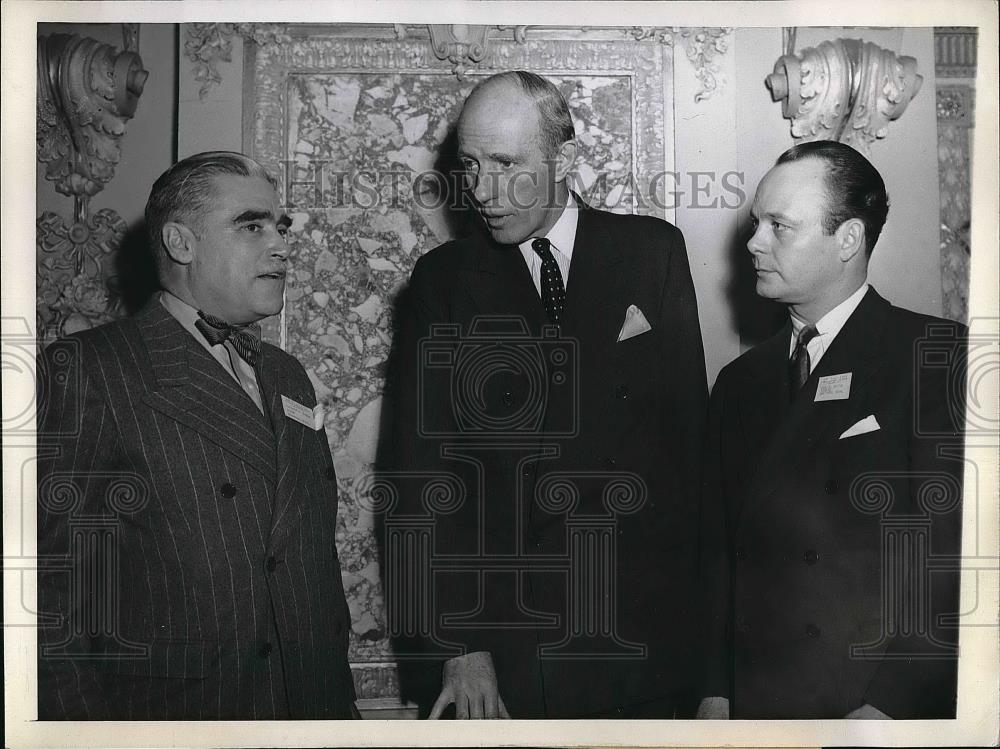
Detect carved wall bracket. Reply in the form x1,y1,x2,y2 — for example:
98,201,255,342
37,33,148,205
36,31,147,343
765,38,922,154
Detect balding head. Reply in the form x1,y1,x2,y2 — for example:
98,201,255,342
461,71,575,158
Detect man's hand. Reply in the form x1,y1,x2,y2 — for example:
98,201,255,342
845,703,892,719
696,696,730,719
429,651,510,719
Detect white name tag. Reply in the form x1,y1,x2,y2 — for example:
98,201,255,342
281,395,324,430
815,372,852,401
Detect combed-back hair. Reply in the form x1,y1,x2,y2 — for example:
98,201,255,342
467,71,576,157
776,140,890,255
145,151,277,258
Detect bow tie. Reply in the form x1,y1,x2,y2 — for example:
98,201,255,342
194,311,261,367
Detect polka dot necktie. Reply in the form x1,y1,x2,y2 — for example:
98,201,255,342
531,237,565,326
195,311,262,367
789,324,819,399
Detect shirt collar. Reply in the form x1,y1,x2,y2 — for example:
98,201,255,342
159,289,225,357
790,281,870,340
518,198,579,261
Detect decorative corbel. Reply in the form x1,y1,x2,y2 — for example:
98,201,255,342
184,23,291,99
36,32,147,341
766,38,923,154
37,33,147,206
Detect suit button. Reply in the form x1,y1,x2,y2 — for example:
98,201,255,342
735,546,746,562
615,384,629,400
326,466,336,480
604,457,617,467
501,391,515,406
803,550,819,565
824,479,838,495
220,483,237,498
258,641,273,658
806,624,821,638
266,556,278,573
528,531,546,547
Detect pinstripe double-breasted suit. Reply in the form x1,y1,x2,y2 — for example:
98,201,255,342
37,300,357,719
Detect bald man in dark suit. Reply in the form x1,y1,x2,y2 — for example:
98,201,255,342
382,71,708,719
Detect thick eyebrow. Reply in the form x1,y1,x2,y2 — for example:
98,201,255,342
488,151,517,163
232,209,273,225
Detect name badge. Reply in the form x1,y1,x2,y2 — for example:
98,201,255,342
281,395,325,430
815,372,852,402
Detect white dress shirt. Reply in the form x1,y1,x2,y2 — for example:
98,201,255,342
159,290,266,414
789,282,870,374
518,199,579,296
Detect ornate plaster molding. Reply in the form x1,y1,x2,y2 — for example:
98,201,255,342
36,209,127,343
934,27,977,79
936,86,974,125
184,23,292,99
766,38,922,155
630,26,731,102
37,33,148,202
251,30,672,219
417,24,528,78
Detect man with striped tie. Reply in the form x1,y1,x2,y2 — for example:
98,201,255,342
698,141,965,719
383,71,708,718
36,152,358,719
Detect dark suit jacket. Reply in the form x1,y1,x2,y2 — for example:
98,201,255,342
381,204,708,717
37,300,357,720
701,288,965,718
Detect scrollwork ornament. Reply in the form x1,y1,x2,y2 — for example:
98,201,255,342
36,208,127,343
184,23,292,99
767,38,923,155
628,27,731,102
675,27,732,103
36,34,148,199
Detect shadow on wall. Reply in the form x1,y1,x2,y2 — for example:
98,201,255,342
115,220,161,314
724,211,785,350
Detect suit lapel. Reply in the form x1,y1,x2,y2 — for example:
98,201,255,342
559,205,624,338
460,228,549,332
136,301,277,479
744,289,890,502
255,345,315,553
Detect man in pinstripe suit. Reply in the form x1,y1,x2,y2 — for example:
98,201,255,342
36,152,358,719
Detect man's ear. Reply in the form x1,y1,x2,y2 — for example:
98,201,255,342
553,139,578,183
161,222,197,266
836,218,866,263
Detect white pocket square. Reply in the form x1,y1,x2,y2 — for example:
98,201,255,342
839,414,880,439
617,304,652,342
